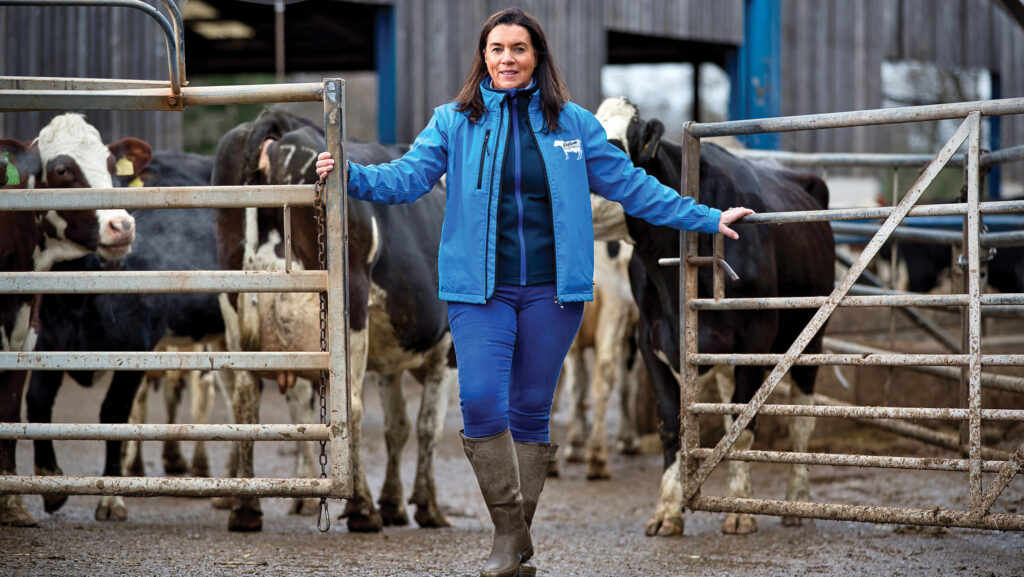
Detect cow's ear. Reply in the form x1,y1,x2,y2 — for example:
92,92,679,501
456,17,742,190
637,120,665,164
0,138,41,187
108,137,153,178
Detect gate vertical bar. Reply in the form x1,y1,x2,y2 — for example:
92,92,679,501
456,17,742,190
681,122,702,508
323,78,352,497
964,111,984,512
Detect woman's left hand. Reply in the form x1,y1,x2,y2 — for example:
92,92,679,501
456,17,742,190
718,206,755,240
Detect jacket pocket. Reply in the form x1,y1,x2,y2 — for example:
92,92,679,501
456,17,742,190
476,130,491,190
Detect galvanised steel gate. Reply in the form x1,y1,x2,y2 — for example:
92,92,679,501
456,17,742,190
0,0,352,512
674,99,1024,530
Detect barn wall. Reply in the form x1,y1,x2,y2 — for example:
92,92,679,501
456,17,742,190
0,1,183,150
780,0,1024,185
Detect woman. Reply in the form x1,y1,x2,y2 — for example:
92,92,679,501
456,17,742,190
316,7,752,577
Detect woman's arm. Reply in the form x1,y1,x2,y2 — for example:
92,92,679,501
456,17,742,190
316,110,449,205
580,111,752,238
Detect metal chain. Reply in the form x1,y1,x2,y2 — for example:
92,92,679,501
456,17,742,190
313,176,331,532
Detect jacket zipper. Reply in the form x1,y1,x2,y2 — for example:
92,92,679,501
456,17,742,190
476,130,491,190
511,94,527,285
483,107,506,300
524,108,561,306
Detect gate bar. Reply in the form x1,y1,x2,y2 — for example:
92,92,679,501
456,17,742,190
977,443,1024,516
738,199,1024,225
692,496,1024,531
734,143,1024,169
0,184,315,211
0,475,333,498
689,403,1024,421
690,353,1024,366
0,423,329,442
1,271,326,294
689,97,1024,137
831,222,1024,248
0,351,327,371
689,293,1024,310
964,113,984,513
687,448,1007,473
682,115,975,503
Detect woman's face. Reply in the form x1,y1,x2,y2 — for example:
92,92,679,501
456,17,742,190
484,24,537,90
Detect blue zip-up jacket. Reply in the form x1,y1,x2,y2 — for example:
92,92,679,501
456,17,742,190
346,81,722,304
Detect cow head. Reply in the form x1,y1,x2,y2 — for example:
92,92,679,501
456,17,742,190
33,113,152,266
591,97,646,244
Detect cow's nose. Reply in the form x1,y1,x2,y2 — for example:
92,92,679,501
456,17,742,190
110,217,133,233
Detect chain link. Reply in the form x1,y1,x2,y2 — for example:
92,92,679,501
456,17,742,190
313,176,331,533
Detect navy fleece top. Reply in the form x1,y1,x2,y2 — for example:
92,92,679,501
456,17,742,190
489,83,556,285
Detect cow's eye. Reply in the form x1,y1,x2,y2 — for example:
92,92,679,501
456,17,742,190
55,166,67,176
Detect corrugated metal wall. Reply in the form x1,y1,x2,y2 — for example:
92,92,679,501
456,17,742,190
0,1,181,150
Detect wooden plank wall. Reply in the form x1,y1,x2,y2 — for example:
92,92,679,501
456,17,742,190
393,0,743,142
0,2,181,150
780,0,1023,184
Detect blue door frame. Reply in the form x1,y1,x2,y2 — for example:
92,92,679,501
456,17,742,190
727,0,781,150
375,7,396,144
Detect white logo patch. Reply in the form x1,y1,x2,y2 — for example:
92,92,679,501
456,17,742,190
553,139,582,160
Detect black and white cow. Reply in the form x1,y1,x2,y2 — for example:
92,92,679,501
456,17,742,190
592,98,835,537
213,108,456,533
0,113,147,527
25,150,223,522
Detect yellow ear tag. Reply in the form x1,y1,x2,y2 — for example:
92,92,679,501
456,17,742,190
115,156,135,176
128,176,144,187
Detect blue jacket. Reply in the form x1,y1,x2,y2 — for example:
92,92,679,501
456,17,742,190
347,83,722,304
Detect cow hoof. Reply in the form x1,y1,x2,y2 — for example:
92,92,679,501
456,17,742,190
229,502,264,532
564,444,585,463
42,493,69,514
95,496,128,522
722,513,757,535
645,514,684,537
413,501,453,529
191,453,210,478
585,459,611,480
546,459,560,478
342,499,383,533
289,498,319,516
0,495,39,527
379,501,409,526
782,516,804,527
616,438,640,455
125,455,146,477
210,496,233,510
162,447,188,476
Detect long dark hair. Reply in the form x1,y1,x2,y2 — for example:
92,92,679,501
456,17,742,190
454,7,570,133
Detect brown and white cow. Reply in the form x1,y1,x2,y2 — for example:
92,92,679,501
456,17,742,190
213,108,456,533
0,113,149,527
559,240,640,480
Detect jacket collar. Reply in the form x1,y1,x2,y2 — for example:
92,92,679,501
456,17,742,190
480,78,538,111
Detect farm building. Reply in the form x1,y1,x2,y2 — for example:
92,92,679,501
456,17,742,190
2,0,1023,189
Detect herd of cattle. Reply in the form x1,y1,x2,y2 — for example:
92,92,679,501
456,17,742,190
1,99,1014,537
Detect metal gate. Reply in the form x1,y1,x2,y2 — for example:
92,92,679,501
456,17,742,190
675,99,1024,530
0,0,352,504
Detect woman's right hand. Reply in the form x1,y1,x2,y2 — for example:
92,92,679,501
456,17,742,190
315,151,335,182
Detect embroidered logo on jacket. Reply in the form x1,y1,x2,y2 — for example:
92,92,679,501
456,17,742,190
553,139,583,160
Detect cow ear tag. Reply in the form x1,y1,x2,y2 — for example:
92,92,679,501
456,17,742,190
128,176,144,187
2,152,19,186
115,156,135,177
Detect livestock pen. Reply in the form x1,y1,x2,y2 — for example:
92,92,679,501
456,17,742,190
0,0,354,530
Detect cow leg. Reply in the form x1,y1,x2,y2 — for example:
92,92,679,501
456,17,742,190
562,344,588,464
189,370,215,478
161,372,188,475
375,371,410,526
341,327,383,532
641,349,685,537
121,376,149,477
210,369,237,510
26,370,69,513
410,347,454,528
95,370,145,522
0,370,38,527
586,304,633,480
719,367,757,535
615,352,640,455
286,377,318,515
228,370,263,531
783,375,815,526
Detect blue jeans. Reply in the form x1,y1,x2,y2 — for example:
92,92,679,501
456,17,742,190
448,284,584,442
